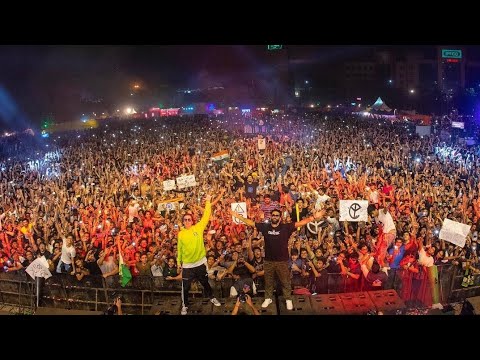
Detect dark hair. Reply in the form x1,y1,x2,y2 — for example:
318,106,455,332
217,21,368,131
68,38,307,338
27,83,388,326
349,251,359,260
367,204,377,216
359,242,370,252
371,262,380,273
290,248,299,256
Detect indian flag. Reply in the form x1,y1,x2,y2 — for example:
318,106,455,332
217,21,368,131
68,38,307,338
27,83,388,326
119,252,132,287
211,150,230,165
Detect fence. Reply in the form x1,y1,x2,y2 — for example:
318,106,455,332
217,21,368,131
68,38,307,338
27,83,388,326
1,263,479,314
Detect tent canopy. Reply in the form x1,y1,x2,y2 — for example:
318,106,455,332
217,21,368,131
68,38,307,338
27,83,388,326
370,97,392,112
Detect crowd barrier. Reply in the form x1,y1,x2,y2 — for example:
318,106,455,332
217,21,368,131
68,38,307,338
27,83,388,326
1,263,479,314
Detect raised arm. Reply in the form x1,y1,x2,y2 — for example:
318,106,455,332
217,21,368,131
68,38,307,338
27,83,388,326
294,209,326,229
230,210,255,228
197,195,212,231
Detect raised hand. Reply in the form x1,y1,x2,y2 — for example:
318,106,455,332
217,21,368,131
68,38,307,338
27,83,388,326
313,209,326,220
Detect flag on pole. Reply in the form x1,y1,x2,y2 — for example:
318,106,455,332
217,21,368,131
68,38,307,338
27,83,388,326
119,252,132,287
296,203,300,231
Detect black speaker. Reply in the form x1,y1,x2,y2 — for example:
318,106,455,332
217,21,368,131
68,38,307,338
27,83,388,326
368,289,406,315
35,307,104,315
462,296,480,315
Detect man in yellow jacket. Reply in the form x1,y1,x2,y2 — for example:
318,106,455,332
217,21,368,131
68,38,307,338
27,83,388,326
178,194,221,315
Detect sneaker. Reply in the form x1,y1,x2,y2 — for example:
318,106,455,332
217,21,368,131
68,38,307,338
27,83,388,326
181,306,188,315
261,298,273,308
286,299,293,310
210,298,221,307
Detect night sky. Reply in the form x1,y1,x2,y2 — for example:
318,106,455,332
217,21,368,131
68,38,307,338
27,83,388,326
0,45,445,130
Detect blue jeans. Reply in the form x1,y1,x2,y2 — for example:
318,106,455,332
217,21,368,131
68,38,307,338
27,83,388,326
56,260,72,274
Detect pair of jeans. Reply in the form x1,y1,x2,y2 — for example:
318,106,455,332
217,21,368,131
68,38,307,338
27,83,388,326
56,260,72,274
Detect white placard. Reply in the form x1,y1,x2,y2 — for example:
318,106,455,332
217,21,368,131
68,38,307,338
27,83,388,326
258,138,266,150
176,175,197,189
25,256,52,280
163,180,176,191
439,218,471,248
339,200,368,222
231,202,247,224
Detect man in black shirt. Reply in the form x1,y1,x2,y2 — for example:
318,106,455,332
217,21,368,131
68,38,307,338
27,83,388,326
231,207,325,310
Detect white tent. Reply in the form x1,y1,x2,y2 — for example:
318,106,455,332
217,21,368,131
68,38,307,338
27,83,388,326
370,97,392,112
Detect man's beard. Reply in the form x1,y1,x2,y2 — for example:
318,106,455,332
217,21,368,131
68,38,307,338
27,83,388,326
271,217,280,225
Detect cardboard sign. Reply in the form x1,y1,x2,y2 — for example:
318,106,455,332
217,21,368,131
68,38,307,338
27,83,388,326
439,218,471,248
176,175,197,189
25,256,52,280
258,138,266,150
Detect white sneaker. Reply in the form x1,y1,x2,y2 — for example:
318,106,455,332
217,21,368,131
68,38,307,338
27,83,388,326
286,299,293,310
181,306,188,315
261,298,273,308
230,286,238,297
210,298,221,307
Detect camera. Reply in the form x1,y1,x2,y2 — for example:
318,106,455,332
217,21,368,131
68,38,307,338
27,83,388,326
238,292,247,303
105,294,124,315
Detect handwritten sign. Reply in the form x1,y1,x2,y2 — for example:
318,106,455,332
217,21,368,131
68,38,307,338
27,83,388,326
439,218,471,248
176,175,197,189
25,256,52,280
258,138,266,150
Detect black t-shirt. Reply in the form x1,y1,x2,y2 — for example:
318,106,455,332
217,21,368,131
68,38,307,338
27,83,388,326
255,222,296,261
233,261,251,278
84,260,103,276
244,181,259,199
290,207,308,222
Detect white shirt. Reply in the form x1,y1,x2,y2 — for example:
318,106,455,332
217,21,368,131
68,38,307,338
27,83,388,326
314,192,331,210
128,203,140,222
151,264,164,277
61,244,76,265
377,209,396,234
418,247,434,267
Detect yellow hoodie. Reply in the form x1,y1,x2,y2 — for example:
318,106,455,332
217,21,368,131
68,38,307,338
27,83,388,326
177,201,211,266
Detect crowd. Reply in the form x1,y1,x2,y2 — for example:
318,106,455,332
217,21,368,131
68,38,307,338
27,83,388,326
1,112,480,311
